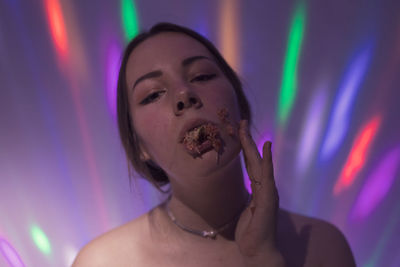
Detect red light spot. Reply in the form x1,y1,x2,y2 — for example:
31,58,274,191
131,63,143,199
334,115,381,195
45,0,68,60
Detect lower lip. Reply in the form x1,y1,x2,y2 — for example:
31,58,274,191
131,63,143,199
197,140,213,153
184,140,214,156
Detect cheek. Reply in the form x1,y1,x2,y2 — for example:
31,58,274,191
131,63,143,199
208,82,242,122
132,109,171,155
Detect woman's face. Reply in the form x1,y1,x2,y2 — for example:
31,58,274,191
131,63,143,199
125,32,242,181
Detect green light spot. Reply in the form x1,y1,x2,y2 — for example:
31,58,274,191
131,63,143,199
30,225,51,255
121,0,139,42
277,2,306,127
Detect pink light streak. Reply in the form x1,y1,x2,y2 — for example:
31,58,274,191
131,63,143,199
43,0,110,230
106,42,122,119
350,145,400,220
0,237,25,267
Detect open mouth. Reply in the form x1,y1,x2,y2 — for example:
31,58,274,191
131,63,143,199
182,123,221,157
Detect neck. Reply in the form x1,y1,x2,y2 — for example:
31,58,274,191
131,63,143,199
165,156,250,241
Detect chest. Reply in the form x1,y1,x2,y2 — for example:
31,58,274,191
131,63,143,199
142,239,245,267
142,245,321,267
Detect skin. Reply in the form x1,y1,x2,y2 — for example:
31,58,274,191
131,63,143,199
73,33,356,267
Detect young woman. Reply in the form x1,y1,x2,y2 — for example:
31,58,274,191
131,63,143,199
73,23,356,267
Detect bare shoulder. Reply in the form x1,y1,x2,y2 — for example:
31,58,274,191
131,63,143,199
278,208,356,267
72,212,150,267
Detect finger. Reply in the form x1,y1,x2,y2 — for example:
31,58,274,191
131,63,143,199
260,141,278,202
255,141,279,215
239,120,262,173
262,141,275,180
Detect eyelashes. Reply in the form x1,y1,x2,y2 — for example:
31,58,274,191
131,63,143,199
140,90,166,105
190,73,217,82
139,73,217,105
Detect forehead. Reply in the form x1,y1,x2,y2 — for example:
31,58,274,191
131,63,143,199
126,32,214,82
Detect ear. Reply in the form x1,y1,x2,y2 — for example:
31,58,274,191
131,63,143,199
140,150,151,161
138,143,151,162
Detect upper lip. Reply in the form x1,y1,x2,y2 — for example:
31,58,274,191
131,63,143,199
178,118,216,143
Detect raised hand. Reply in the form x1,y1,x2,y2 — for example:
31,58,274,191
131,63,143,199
235,120,285,267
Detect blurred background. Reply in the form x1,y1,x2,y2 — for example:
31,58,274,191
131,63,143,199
1,0,399,266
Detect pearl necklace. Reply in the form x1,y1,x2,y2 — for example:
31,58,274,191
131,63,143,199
165,194,252,239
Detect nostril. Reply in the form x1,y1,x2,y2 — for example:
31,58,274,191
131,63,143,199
177,102,184,110
189,97,197,104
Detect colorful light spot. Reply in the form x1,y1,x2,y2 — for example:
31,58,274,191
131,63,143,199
350,145,400,220
333,115,381,195
44,0,68,60
277,1,306,127
106,41,122,119
218,0,241,71
121,0,139,42
30,225,51,255
0,237,25,267
295,85,328,176
320,41,374,161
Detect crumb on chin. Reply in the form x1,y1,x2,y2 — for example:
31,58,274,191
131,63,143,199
226,125,235,136
217,108,229,122
217,107,236,137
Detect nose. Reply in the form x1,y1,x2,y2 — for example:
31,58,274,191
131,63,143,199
173,89,203,116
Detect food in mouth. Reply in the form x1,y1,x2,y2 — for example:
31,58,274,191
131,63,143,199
182,123,221,157
217,108,235,136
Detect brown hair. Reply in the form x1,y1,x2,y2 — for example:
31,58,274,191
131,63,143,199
117,22,252,192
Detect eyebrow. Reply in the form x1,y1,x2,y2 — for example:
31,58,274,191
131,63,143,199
131,55,213,91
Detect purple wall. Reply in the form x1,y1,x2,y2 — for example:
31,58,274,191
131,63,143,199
0,0,399,266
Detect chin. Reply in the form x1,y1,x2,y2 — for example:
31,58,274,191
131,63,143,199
182,140,242,177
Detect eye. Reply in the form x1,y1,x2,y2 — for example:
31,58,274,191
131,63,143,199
191,74,216,83
140,90,165,105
